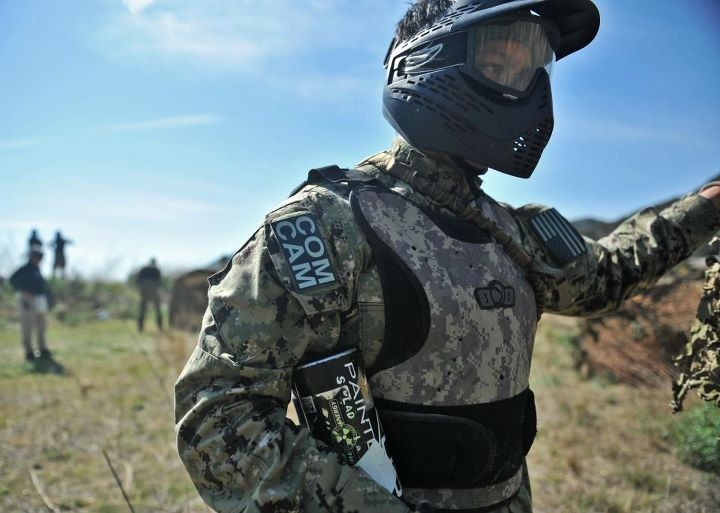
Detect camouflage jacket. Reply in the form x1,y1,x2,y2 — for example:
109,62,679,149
175,138,720,513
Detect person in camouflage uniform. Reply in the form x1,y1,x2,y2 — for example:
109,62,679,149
136,258,163,332
175,1,720,512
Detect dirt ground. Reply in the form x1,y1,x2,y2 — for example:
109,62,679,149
574,280,704,388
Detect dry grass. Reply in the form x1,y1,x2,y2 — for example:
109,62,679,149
529,315,720,513
0,319,207,513
0,314,718,512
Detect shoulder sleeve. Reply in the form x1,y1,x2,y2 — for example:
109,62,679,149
174,185,409,513
512,194,720,317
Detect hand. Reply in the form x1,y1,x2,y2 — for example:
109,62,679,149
20,291,33,309
699,184,720,210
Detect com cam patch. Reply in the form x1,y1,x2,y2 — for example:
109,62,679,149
270,213,338,291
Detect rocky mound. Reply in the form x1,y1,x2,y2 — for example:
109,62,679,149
169,269,215,333
574,278,704,387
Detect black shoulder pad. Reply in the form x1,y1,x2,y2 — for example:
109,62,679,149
288,166,377,197
307,165,376,185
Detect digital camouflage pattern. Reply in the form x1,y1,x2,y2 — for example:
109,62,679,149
175,138,720,513
513,193,720,318
672,237,720,412
355,188,536,405
354,186,537,508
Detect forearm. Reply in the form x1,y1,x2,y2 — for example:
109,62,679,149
557,193,720,316
175,346,409,513
174,195,406,512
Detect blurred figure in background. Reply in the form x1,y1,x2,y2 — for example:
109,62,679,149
136,257,163,332
51,230,72,279
27,228,42,254
10,247,51,361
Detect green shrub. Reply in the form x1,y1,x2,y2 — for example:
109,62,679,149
0,281,17,325
48,276,142,323
670,403,720,474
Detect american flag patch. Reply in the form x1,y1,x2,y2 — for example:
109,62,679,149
529,208,586,265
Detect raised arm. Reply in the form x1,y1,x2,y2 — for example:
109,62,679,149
513,191,720,317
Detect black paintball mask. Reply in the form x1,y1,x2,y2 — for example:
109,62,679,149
383,0,600,178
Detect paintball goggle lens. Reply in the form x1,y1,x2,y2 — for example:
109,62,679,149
469,19,556,93
390,16,557,96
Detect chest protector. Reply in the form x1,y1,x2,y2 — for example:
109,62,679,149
307,167,539,512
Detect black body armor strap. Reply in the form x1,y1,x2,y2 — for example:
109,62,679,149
376,389,537,489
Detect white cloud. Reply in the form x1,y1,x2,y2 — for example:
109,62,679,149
265,70,377,102
104,114,221,132
122,12,265,61
108,0,400,66
567,119,713,150
82,187,227,222
122,0,156,15
0,138,41,150
99,1,405,103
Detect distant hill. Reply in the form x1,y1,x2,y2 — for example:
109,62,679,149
570,218,618,241
572,172,720,242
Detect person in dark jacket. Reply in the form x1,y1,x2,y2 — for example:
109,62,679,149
10,248,51,361
136,258,163,332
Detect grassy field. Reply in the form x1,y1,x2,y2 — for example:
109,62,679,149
0,319,204,513
527,317,719,513
0,314,718,513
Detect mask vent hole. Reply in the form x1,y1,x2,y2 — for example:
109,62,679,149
512,118,554,176
425,72,492,115
537,84,551,110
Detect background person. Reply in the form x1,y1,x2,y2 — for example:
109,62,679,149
51,231,72,279
27,228,42,254
10,248,51,361
136,257,163,332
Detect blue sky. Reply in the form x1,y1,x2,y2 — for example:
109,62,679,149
1,0,718,279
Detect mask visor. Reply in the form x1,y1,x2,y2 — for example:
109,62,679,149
469,20,555,93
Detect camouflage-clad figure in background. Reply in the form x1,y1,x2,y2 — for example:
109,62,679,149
672,236,720,411
175,1,720,512
136,258,163,332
